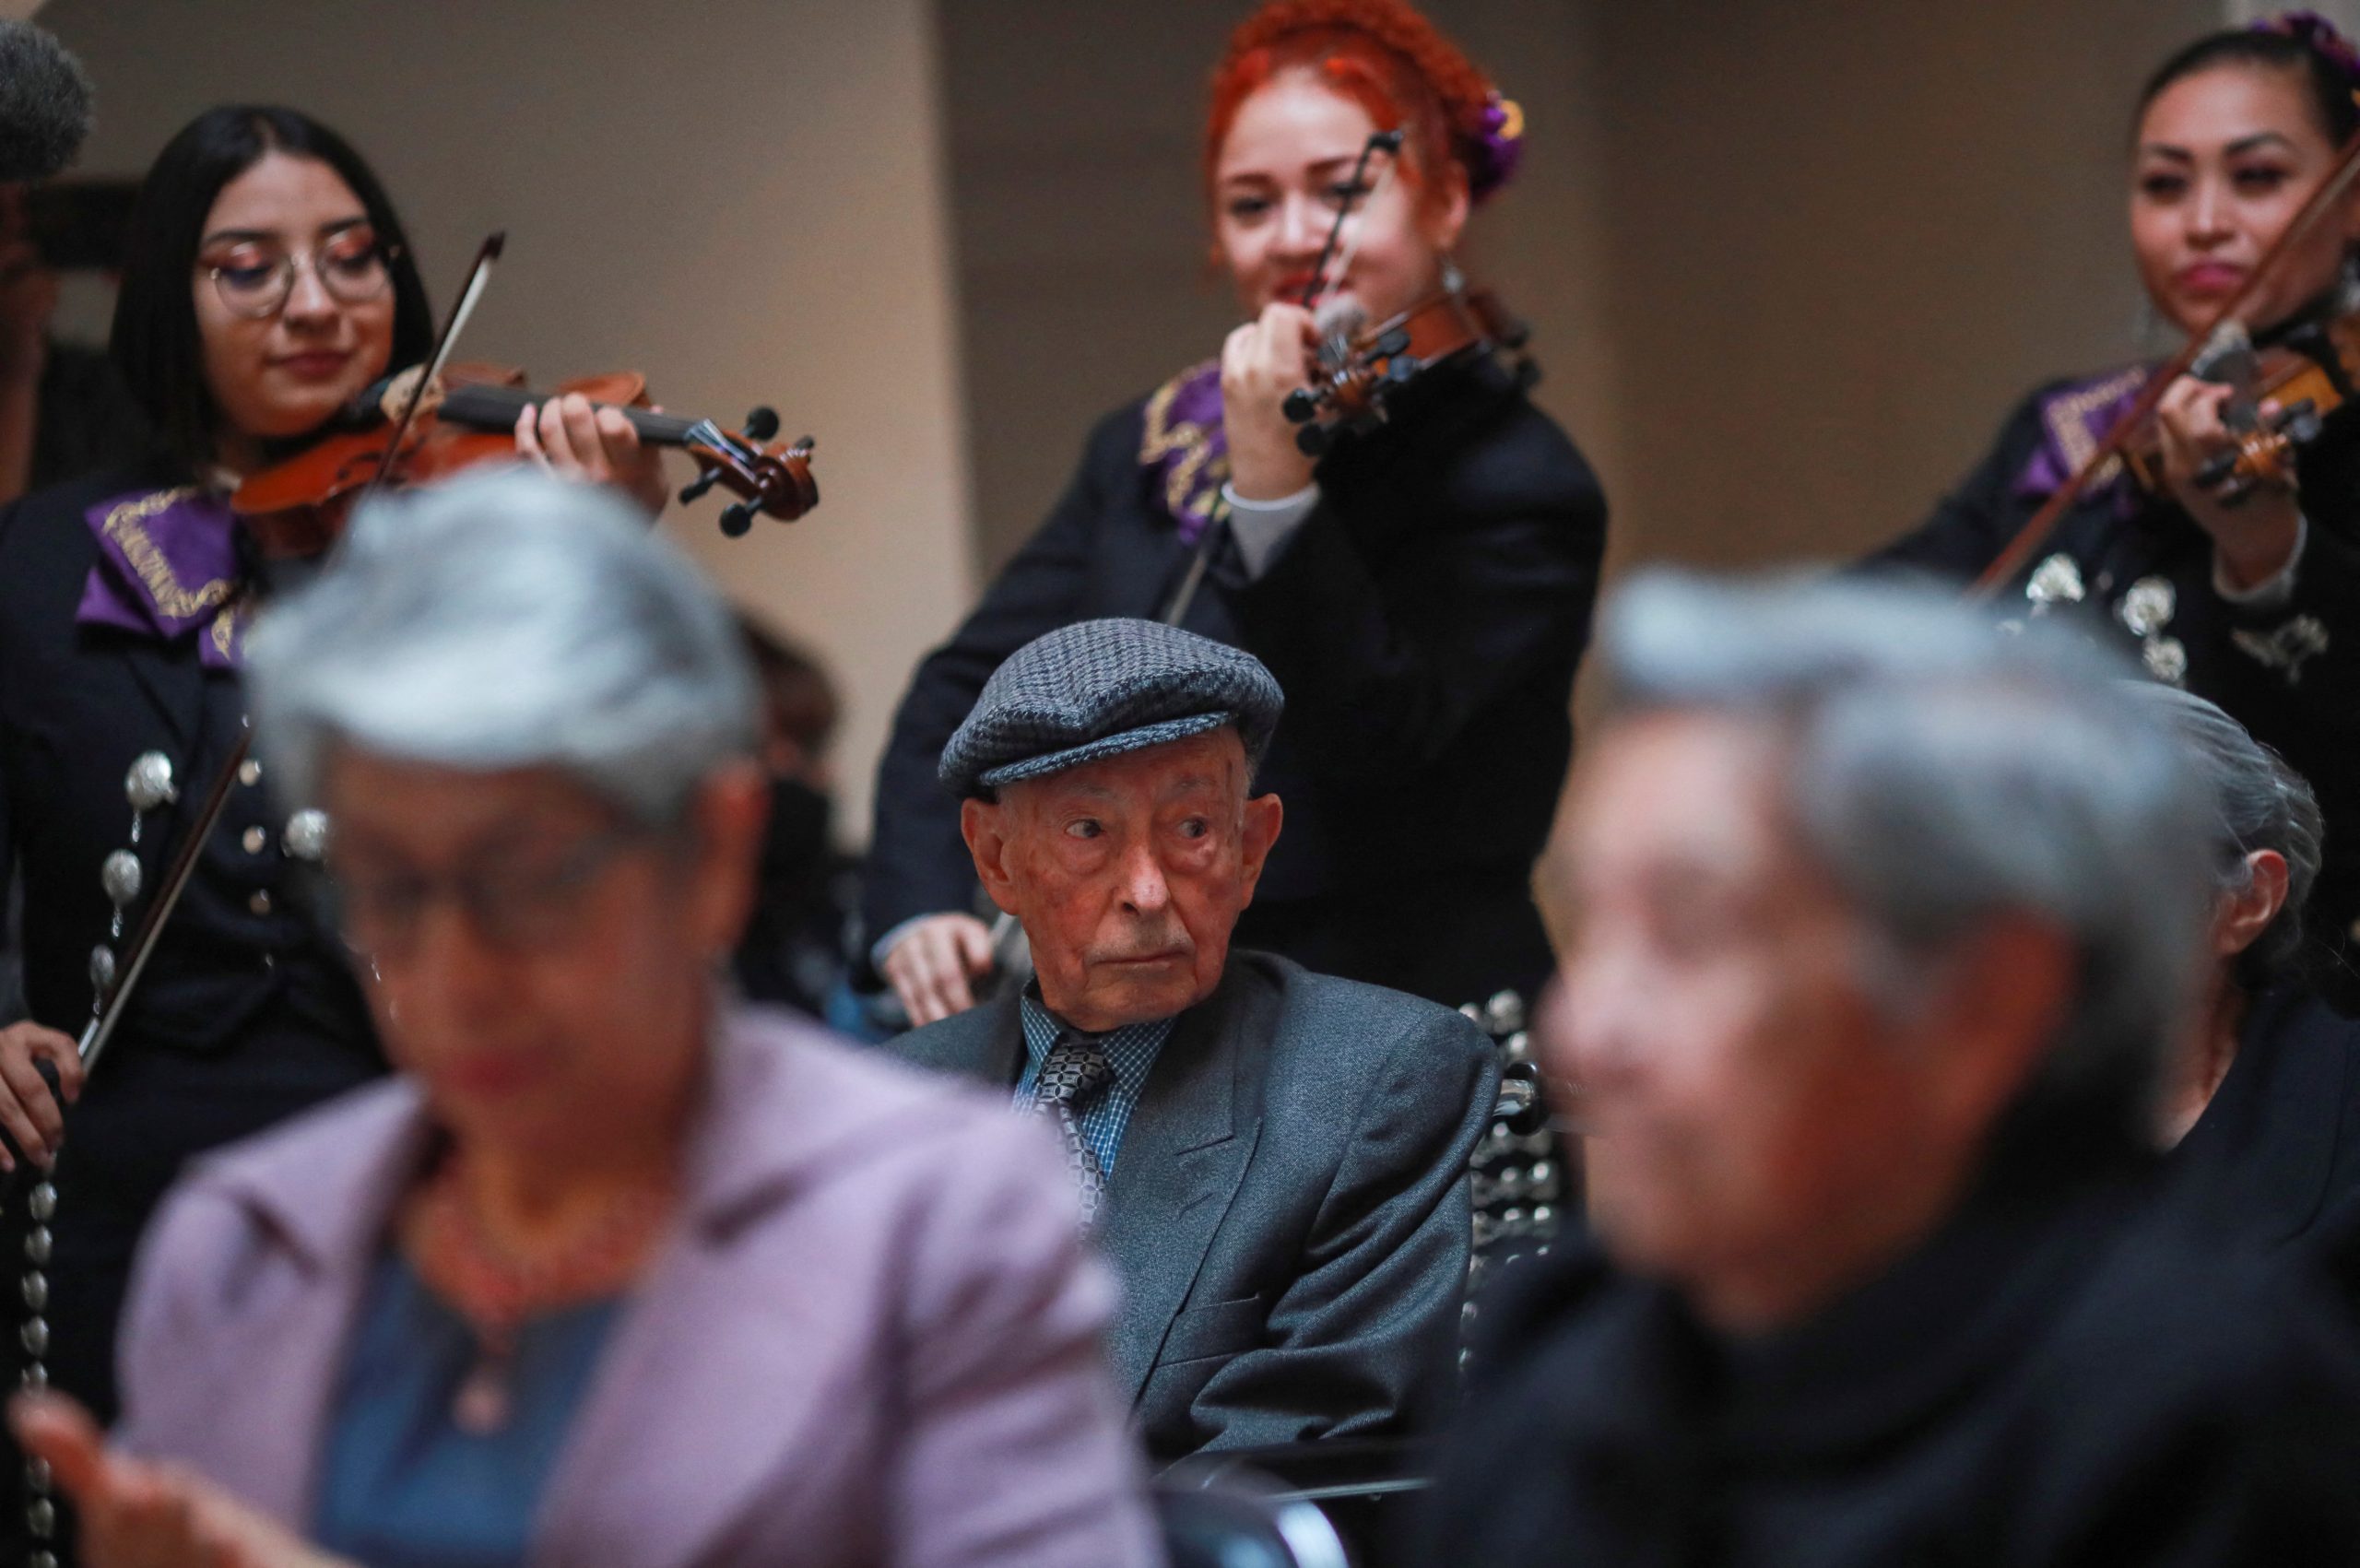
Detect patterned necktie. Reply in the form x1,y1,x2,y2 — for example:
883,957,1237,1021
1029,1032,1116,1227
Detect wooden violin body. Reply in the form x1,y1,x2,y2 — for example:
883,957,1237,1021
232,361,819,556
1282,273,1537,456
2116,313,2360,503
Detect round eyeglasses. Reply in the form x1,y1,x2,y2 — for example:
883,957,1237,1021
204,237,399,320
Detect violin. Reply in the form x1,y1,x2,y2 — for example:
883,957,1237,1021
232,360,818,558
1272,128,1540,456
1281,266,1537,455
1973,126,2360,596
2114,311,2360,503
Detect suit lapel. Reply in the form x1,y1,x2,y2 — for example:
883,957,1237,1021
105,628,206,752
1096,967,1266,1406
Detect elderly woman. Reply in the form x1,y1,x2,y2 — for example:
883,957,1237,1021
10,469,1160,1568
1421,573,2360,1565
2142,685,2360,1265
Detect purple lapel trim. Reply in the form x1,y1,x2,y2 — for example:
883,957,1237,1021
1139,360,1228,545
74,485,251,668
2012,365,2150,516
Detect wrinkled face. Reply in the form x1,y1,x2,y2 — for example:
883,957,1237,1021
2131,64,2358,336
324,753,763,1162
1212,70,1466,324
963,728,1282,1032
1542,713,1981,1320
194,150,396,453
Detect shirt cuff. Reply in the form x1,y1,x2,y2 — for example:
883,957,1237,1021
2213,513,2307,609
1221,480,1320,578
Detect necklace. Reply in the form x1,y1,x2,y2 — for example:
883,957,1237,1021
405,1153,672,1435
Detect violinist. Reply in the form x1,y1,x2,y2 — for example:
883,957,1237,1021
0,103,660,1555
1871,14,2360,993
867,0,1607,1025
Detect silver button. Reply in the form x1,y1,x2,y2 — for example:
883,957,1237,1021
124,751,177,813
242,826,266,854
100,850,142,909
238,760,262,786
249,890,273,916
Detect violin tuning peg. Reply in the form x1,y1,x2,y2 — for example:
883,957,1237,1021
741,406,780,443
1294,422,1333,458
1282,388,1320,425
718,500,759,538
678,469,721,506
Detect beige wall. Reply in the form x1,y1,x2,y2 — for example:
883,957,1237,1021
41,0,975,846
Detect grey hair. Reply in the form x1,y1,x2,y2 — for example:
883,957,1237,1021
1600,570,2215,1152
2126,683,2324,989
245,466,760,826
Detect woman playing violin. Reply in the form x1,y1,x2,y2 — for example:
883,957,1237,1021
1873,15,2360,992
867,0,1608,1024
0,103,660,1557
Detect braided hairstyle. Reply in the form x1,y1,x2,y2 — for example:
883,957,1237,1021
1204,0,1522,218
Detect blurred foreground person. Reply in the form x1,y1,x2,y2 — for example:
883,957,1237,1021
1420,573,2360,1566
892,618,1496,1464
13,470,1161,1568
2140,686,2360,1282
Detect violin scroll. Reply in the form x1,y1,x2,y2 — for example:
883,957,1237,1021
678,406,817,537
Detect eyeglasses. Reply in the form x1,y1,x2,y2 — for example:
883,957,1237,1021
336,824,651,961
202,233,399,320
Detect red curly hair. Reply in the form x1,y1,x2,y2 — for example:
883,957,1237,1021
1204,0,1502,214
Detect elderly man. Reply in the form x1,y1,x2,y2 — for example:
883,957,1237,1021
1420,572,2360,1565
891,617,1499,1463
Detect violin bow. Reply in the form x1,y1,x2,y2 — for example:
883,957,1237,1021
1300,128,1404,312
77,234,509,1073
363,230,506,497
1969,128,2360,601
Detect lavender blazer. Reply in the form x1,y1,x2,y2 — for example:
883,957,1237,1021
110,1005,1162,1568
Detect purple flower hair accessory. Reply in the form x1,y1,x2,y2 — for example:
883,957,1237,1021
2255,10,2360,90
1468,90,1524,202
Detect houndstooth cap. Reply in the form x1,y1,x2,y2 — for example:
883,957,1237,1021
939,618,1283,797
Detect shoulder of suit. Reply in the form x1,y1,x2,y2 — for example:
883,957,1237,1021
880,992,1012,1077
1236,950,1492,1067
0,466,171,600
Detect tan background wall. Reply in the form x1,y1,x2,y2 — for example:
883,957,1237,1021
37,0,977,846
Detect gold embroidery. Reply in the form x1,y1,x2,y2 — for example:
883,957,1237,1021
99,488,237,620
208,596,251,662
1139,360,1229,525
2041,366,2148,486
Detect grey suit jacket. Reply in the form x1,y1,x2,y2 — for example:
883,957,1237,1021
891,949,1498,1462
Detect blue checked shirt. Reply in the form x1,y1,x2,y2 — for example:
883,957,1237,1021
1014,988,1175,1178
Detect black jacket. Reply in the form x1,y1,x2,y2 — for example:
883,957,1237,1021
889,949,1498,1465
866,361,1606,1008
0,468,384,1424
1418,1161,2360,1567
1871,381,2360,987
2168,984,2360,1302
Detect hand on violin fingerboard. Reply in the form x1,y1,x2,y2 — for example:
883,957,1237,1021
515,391,671,518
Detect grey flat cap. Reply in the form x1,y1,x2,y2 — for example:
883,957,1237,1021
940,618,1284,797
